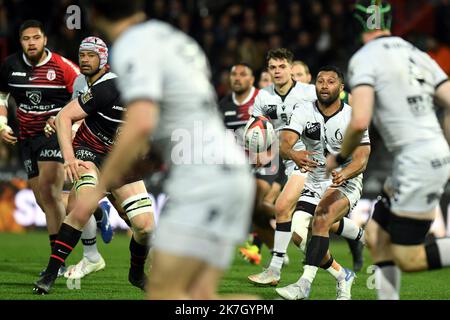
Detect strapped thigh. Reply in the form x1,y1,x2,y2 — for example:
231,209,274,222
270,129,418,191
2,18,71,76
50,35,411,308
121,193,153,220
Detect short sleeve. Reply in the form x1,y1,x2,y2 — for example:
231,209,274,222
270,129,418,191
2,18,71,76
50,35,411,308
78,80,117,115
425,53,449,90
348,50,376,89
112,31,163,103
251,91,264,117
282,107,305,137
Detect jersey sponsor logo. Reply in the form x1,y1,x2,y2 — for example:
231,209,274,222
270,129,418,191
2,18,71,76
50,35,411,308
112,105,126,111
304,122,321,141
26,91,42,105
47,69,56,81
12,72,26,77
29,76,40,81
81,89,93,104
39,149,62,158
75,149,97,161
301,188,321,199
266,105,277,119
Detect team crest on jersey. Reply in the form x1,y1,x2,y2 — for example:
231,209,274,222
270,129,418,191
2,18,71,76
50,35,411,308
46,69,56,81
26,91,42,105
81,89,93,104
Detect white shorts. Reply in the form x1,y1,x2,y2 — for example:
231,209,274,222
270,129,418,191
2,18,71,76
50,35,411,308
284,159,308,178
330,174,363,212
388,141,450,215
152,164,255,269
299,175,363,212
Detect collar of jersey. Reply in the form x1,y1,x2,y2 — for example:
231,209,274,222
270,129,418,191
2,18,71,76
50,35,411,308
314,100,344,123
22,48,52,67
232,86,255,106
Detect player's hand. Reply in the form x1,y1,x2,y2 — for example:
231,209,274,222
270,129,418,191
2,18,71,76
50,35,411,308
63,157,90,182
290,150,318,172
44,116,57,137
0,125,17,145
326,153,339,176
331,170,348,187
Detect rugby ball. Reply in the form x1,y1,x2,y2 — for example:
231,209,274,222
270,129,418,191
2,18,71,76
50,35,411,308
244,116,276,153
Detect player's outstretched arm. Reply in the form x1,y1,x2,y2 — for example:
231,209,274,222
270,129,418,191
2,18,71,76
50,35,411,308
331,145,371,186
55,98,88,182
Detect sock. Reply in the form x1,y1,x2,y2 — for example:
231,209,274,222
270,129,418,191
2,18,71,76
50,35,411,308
130,236,149,275
321,256,345,281
299,265,318,284
93,206,103,224
252,233,263,251
305,235,329,267
81,215,101,263
46,223,82,275
269,221,292,272
426,238,450,269
375,261,401,300
49,234,57,250
336,217,364,242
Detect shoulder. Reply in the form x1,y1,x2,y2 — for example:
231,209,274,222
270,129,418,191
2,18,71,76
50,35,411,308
218,94,232,107
257,85,274,98
51,52,79,74
1,53,22,68
293,82,316,101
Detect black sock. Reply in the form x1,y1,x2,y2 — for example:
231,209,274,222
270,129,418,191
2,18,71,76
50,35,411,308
130,236,149,275
46,223,82,275
252,233,263,251
320,255,334,269
305,235,329,267
93,206,103,223
49,234,57,250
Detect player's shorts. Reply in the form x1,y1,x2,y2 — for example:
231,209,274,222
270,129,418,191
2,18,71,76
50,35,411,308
372,192,433,245
74,143,142,186
297,180,332,211
297,174,362,214
284,159,308,178
152,164,255,269
329,174,363,214
74,144,105,169
254,156,286,186
388,140,450,214
19,134,63,179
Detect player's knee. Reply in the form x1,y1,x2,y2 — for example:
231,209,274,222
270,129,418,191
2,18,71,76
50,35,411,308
275,198,294,220
291,211,311,252
38,180,61,203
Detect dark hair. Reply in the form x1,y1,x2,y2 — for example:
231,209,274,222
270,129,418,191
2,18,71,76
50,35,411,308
317,65,345,83
19,20,45,37
231,62,254,74
266,48,294,65
89,0,145,21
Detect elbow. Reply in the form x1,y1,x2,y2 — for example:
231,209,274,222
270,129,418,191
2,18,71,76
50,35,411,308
350,119,368,132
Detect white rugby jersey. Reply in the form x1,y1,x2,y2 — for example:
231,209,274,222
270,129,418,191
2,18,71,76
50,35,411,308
348,36,448,152
284,101,370,183
111,20,245,166
252,81,317,131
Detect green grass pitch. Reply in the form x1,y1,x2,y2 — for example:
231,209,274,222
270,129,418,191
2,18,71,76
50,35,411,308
0,231,449,300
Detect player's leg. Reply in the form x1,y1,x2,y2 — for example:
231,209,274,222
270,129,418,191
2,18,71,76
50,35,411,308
33,163,100,294
365,212,399,300
295,188,355,299
240,178,272,265
248,173,306,285
112,180,154,290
